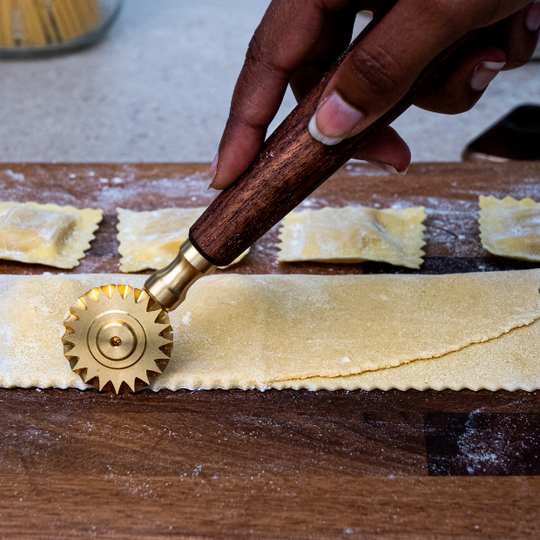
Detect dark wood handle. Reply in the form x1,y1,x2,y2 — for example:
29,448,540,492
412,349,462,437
190,9,486,267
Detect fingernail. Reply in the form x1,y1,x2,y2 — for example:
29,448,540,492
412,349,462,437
470,61,505,92
526,0,540,32
206,152,218,191
365,159,408,176
309,92,364,146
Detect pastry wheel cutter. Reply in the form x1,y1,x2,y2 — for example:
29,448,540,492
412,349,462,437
62,5,486,393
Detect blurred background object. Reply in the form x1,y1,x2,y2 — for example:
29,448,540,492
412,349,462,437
0,0,121,58
463,105,540,162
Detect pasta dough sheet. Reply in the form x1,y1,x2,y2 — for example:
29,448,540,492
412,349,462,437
274,321,540,392
479,195,540,261
0,202,102,268
1,271,540,391
277,205,426,268
117,207,248,272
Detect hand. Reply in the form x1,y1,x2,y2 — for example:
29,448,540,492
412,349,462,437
208,0,540,189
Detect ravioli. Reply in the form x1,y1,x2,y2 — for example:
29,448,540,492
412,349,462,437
117,207,248,272
479,195,540,261
277,205,426,268
0,202,102,268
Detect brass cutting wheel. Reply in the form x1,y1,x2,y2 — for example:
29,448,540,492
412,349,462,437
62,284,173,393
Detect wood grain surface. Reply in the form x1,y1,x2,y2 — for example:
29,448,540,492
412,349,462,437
1,161,540,539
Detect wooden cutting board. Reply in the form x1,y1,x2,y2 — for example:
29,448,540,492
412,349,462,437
1,161,540,539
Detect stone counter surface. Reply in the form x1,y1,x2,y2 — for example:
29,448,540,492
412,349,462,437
0,0,538,164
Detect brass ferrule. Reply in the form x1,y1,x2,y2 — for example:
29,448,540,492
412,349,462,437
143,238,216,312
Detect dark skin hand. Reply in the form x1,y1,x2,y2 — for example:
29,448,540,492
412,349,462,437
208,0,540,189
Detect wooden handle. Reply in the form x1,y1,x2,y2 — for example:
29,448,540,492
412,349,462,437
190,9,486,267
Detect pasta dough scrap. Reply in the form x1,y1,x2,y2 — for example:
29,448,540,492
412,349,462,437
0,202,102,268
1,271,540,392
273,320,540,392
277,205,426,268
117,207,248,272
479,195,540,261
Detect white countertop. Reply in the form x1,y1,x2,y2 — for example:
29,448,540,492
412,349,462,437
0,0,538,164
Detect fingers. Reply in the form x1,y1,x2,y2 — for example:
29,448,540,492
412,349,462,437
309,0,532,146
309,0,476,145
525,0,540,33
210,0,352,190
354,126,411,174
414,45,506,115
289,5,359,102
413,3,539,115
501,3,540,69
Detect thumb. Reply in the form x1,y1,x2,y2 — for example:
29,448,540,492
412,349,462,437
309,0,523,145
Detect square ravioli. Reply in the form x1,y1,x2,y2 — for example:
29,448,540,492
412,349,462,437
0,202,102,268
479,195,540,261
278,205,426,268
117,207,248,272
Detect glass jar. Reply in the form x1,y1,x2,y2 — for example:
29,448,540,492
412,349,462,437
0,0,122,59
